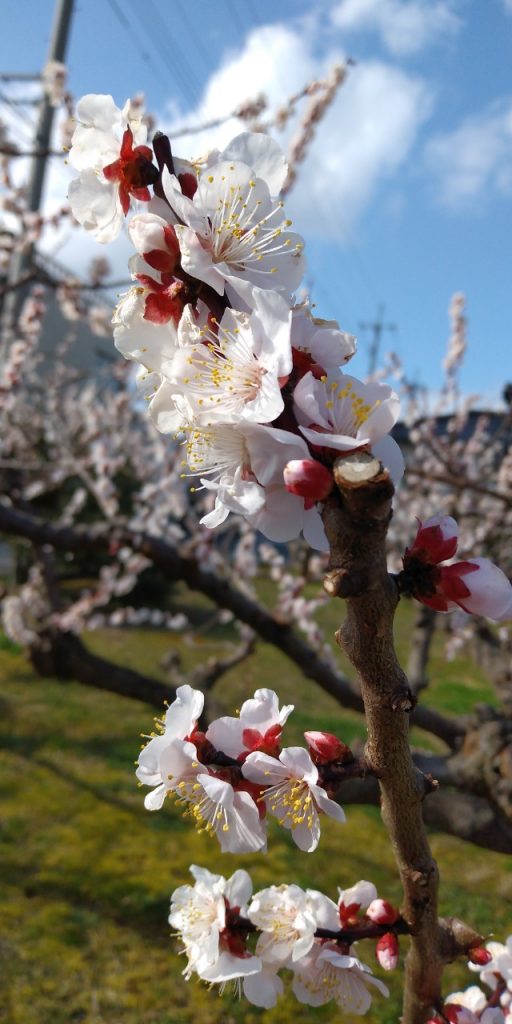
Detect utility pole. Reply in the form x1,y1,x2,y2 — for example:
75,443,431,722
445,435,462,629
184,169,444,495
1,0,74,344
359,304,396,377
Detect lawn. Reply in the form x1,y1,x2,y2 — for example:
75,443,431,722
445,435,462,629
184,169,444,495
0,593,510,1024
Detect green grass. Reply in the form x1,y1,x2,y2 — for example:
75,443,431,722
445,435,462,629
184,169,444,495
0,596,508,1024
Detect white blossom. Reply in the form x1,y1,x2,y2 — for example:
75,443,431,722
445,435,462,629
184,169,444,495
205,687,294,760
162,145,305,306
242,745,346,851
292,941,389,1013
248,884,318,965
169,865,261,982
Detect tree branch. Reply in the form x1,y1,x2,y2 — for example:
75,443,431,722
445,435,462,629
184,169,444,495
0,500,464,749
29,628,176,707
322,451,442,1024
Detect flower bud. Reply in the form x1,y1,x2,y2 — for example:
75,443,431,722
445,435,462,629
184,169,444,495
439,559,512,621
468,946,492,966
304,730,352,764
443,1005,479,1024
405,514,458,565
375,932,399,971
366,898,399,925
283,459,333,507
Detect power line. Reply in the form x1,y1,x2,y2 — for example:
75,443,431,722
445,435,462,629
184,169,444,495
130,0,203,107
0,72,40,81
359,304,396,376
174,0,214,69
103,0,169,90
224,0,249,37
0,91,37,129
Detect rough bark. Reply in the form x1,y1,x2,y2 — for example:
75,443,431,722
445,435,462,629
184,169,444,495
322,453,442,1024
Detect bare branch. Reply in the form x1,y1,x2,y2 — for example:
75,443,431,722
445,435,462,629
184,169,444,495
322,452,441,1024
0,499,464,749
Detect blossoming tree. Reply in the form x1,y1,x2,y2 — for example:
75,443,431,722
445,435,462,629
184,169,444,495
2,88,512,1023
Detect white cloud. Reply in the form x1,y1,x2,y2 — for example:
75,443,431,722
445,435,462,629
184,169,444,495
164,23,432,241
331,0,461,55
425,98,512,207
1,19,432,272
503,0,512,13
164,23,318,155
286,60,432,238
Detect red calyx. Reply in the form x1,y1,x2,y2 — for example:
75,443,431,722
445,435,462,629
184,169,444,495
143,224,180,274
185,728,215,764
438,561,479,605
178,171,198,199
220,902,252,958
405,522,458,566
235,778,267,820
135,273,186,325
241,724,282,758
103,127,157,215
291,347,326,382
443,1005,465,1024
339,902,361,928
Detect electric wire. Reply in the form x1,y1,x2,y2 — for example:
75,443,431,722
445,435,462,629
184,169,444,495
104,0,170,90
133,0,204,107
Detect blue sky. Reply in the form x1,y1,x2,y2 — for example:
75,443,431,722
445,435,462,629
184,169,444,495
1,0,511,403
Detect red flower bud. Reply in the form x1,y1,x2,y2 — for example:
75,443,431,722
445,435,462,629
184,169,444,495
405,514,458,565
366,898,399,925
443,1005,478,1024
283,459,333,508
304,730,351,764
468,945,492,966
376,931,399,971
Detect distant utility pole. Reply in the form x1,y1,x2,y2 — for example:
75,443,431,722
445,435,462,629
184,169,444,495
359,304,396,377
1,0,74,342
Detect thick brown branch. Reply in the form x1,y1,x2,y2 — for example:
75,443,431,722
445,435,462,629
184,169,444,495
336,771,512,853
29,629,175,708
322,452,442,1024
0,500,463,749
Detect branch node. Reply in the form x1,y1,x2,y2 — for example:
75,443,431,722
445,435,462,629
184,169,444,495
421,772,440,799
389,686,418,713
323,567,369,598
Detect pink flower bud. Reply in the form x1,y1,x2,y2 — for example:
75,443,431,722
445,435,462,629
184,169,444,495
405,514,459,565
283,459,333,507
444,1005,479,1024
468,946,492,966
376,931,399,971
439,559,512,620
304,730,351,764
366,898,399,925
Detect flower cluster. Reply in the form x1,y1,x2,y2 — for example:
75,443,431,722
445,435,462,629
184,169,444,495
401,514,512,622
68,94,404,550
169,865,400,1012
136,685,351,853
427,935,512,1023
